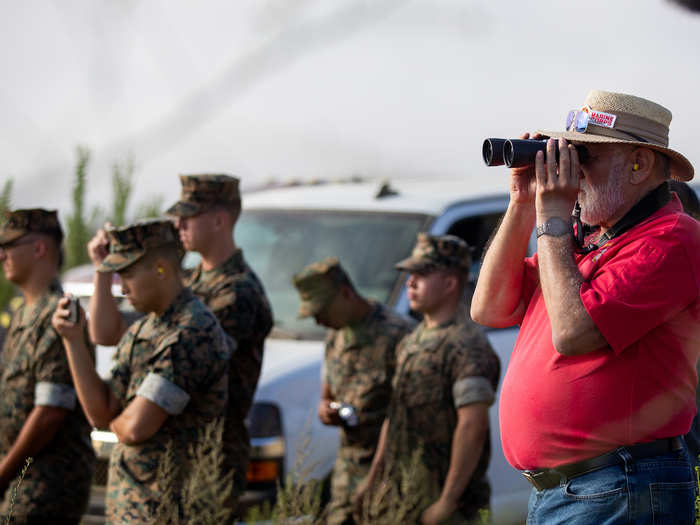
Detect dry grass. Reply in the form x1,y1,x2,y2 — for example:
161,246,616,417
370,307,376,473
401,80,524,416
4,457,32,525
154,419,234,525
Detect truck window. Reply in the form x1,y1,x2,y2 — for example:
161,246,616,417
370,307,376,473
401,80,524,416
237,210,428,339
445,212,504,283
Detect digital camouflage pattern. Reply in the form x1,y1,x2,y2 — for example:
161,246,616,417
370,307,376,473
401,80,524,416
324,301,415,525
106,288,232,524
0,281,94,522
292,257,352,318
185,248,273,509
98,219,183,273
395,233,472,273
0,208,63,244
386,310,500,522
166,174,241,217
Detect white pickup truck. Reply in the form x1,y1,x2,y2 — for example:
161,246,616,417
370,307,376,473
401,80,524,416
65,176,533,524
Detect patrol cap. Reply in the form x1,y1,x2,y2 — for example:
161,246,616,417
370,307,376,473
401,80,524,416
395,233,472,273
292,257,352,318
98,219,182,273
0,209,63,245
166,174,241,217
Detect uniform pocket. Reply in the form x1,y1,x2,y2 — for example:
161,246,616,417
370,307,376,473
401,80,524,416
403,382,443,407
650,480,695,525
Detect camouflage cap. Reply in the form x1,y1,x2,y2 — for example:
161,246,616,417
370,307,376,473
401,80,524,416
166,174,241,217
98,219,182,273
292,257,352,318
395,233,472,273
0,209,63,245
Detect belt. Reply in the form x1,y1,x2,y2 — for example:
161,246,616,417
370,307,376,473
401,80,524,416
521,436,684,491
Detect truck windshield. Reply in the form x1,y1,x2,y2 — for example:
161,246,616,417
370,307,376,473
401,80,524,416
237,209,428,339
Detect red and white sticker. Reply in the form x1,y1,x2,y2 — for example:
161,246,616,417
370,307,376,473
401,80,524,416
580,105,617,129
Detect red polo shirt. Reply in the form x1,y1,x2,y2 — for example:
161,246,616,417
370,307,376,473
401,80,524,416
500,196,700,470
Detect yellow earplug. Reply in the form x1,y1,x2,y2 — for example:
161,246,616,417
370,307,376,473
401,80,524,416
633,163,639,171
157,267,164,275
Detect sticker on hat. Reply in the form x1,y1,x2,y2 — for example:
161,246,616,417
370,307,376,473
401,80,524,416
583,105,617,129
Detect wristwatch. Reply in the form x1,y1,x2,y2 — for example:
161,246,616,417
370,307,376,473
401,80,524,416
536,217,571,238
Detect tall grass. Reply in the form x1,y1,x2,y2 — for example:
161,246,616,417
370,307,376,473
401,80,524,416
4,457,32,525
154,419,234,525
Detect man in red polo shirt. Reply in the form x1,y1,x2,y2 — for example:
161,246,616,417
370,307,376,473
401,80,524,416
472,90,700,524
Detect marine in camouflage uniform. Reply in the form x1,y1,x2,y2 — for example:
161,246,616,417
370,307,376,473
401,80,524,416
167,174,274,506
386,234,500,523
293,258,414,525
0,209,94,524
97,221,232,523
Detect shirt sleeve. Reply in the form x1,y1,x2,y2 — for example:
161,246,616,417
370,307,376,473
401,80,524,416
448,325,500,408
136,372,190,415
108,320,142,406
33,326,77,410
580,232,698,354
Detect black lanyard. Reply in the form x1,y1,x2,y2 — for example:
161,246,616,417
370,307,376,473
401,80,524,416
573,182,671,254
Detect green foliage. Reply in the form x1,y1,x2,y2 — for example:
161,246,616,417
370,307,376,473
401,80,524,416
110,157,134,227
270,433,324,524
154,419,234,525
357,445,436,525
5,457,32,525
0,179,17,311
64,146,92,270
0,180,13,214
135,195,165,220
695,464,700,525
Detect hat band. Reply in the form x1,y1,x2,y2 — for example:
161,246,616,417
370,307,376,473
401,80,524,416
582,109,669,147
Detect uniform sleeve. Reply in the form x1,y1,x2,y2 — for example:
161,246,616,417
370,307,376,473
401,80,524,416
137,321,231,416
107,320,142,406
33,326,76,410
135,331,191,415
448,326,500,408
581,232,699,354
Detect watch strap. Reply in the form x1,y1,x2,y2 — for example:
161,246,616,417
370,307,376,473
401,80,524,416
536,217,571,238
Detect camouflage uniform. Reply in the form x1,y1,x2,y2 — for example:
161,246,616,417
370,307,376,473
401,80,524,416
0,209,94,523
293,258,415,525
98,221,232,524
387,234,501,523
168,174,274,505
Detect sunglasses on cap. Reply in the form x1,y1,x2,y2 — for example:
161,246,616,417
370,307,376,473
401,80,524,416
566,109,591,133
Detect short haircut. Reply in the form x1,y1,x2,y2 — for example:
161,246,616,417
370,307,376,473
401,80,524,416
212,199,241,224
139,242,184,273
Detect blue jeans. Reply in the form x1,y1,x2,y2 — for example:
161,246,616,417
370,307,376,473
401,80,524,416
526,446,696,524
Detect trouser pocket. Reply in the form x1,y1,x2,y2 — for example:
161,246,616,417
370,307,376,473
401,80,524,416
650,480,695,525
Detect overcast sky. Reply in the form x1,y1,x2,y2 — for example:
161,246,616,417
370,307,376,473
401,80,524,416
2,0,699,217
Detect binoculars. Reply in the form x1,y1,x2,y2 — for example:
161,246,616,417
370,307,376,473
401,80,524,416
482,138,587,168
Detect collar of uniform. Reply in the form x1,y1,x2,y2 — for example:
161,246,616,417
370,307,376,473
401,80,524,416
14,280,63,329
341,301,380,347
199,248,246,279
157,287,195,326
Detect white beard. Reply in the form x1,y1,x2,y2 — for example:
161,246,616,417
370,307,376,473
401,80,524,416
578,160,626,226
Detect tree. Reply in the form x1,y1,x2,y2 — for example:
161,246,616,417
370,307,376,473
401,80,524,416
110,157,134,227
0,179,16,315
64,147,92,270
135,195,164,220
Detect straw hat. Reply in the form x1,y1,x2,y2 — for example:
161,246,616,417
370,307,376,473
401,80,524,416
538,90,693,181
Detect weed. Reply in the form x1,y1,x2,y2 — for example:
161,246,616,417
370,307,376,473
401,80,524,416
4,457,32,525
153,419,234,525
